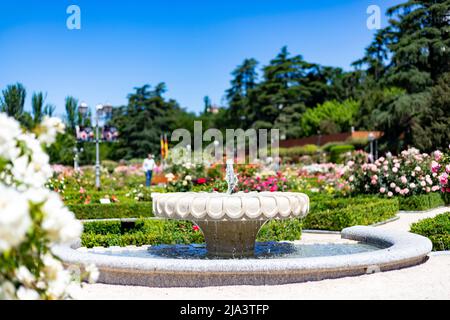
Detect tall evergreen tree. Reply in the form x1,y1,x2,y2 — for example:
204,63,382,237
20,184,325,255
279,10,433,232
64,96,79,134
1,83,26,120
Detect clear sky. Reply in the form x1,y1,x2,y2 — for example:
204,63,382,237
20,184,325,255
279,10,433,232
0,0,401,115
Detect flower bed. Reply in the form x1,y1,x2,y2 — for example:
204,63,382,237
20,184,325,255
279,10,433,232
410,213,450,251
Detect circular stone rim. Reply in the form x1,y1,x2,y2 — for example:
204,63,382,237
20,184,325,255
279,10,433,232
54,226,432,287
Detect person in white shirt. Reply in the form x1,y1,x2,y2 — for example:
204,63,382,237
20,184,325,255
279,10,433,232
143,154,156,187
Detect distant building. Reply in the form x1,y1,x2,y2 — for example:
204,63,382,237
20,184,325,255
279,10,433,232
206,104,220,114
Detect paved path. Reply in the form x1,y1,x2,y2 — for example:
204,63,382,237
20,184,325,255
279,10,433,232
78,207,450,300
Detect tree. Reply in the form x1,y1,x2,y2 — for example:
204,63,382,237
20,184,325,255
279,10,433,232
225,58,259,128
64,96,79,134
110,83,185,160
1,83,27,122
354,0,450,152
299,99,360,137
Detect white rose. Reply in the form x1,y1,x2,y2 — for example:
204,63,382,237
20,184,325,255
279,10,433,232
0,184,31,252
41,193,82,243
16,286,40,300
16,266,35,287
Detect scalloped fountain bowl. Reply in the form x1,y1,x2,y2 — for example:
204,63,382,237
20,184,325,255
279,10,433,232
151,192,309,258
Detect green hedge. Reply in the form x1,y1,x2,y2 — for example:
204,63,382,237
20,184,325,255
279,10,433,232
410,213,450,251
398,193,445,211
81,218,302,248
68,202,153,220
329,144,354,163
303,197,399,231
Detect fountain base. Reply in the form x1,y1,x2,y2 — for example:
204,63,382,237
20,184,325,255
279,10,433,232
196,220,266,258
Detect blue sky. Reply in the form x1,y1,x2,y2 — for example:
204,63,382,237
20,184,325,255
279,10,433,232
0,0,401,115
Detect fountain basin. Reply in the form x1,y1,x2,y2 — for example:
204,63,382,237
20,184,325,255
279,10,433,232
151,192,309,257
54,226,432,287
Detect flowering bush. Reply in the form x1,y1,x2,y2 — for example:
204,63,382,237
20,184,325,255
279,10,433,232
346,148,440,197
0,113,96,300
433,149,450,204
125,184,152,201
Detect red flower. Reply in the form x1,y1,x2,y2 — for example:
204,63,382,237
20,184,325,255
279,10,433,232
192,225,200,232
197,178,207,184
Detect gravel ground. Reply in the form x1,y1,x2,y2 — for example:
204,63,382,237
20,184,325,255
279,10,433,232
78,207,450,300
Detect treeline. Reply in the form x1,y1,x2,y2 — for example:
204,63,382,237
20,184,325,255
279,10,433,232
1,0,449,163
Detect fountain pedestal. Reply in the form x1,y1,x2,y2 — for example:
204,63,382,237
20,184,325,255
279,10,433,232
151,192,309,258
196,220,266,258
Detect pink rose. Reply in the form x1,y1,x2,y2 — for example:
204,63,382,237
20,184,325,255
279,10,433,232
400,176,407,184
431,161,440,173
387,191,393,197
439,173,448,186
380,187,386,193
434,150,443,161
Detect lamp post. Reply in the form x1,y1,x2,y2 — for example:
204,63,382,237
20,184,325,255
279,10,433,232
78,102,113,189
73,146,84,172
368,132,375,163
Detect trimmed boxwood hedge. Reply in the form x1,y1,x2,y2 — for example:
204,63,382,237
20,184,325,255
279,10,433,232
80,196,400,247
410,213,450,251
68,202,153,220
398,193,445,211
303,197,399,231
81,218,303,248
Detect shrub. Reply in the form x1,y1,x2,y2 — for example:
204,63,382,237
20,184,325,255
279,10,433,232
303,197,399,231
410,213,450,251
257,219,302,241
329,144,355,163
68,202,153,220
399,193,445,211
81,218,303,248
278,145,320,159
346,148,441,197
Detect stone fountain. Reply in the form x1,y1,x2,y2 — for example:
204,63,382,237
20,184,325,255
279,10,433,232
55,160,433,287
151,160,309,257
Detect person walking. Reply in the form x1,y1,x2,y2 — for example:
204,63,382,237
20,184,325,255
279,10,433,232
143,154,156,187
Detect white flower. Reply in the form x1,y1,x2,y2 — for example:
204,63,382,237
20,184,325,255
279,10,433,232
38,116,65,146
184,175,192,181
41,193,82,243
182,180,188,186
0,184,31,252
0,113,21,161
85,264,99,284
0,280,16,300
165,173,175,182
16,286,40,300
16,266,35,287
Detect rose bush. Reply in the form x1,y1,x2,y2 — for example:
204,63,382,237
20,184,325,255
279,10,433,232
0,113,96,300
345,148,441,197
433,148,450,204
